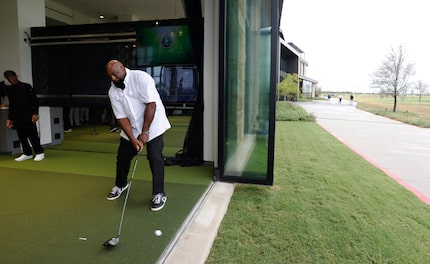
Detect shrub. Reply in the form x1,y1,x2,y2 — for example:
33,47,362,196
276,101,316,121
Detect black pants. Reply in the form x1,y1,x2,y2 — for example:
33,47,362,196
116,135,165,195
14,120,44,156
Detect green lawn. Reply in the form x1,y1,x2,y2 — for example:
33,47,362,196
355,95,430,127
207,103,430,263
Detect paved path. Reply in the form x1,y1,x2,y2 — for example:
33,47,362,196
297,100,430,204
157,181,235,264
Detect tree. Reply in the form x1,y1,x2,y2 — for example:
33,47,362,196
370,45,415,112
277,73,299,101
415,80,428,102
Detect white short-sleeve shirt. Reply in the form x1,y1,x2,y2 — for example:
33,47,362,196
108,68,171,142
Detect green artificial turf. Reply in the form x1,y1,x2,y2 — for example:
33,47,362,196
0,149,212,186
49,120,188,157
0,116,212,263
0,167,209,264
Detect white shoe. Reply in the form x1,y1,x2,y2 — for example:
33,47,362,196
106,184,129,200
34,153,45,161
15,154,33,162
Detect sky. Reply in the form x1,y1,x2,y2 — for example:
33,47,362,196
280,0,430,93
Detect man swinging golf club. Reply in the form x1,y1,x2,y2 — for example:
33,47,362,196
105,60,171,211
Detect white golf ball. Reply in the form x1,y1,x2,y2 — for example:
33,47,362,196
154,230,162,236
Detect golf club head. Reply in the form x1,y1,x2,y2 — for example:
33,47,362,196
103,237,119,247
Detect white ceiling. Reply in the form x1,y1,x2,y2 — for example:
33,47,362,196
47,0,188,24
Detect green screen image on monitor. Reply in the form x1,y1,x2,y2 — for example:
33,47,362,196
137,25,195,65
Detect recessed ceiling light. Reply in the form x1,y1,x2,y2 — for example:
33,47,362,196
99,15,104,19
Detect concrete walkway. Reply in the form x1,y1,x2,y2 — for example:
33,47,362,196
157,181,235,264
297,100,430,204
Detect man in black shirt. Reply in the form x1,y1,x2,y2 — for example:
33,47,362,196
0,81,6,105
4,70,44,161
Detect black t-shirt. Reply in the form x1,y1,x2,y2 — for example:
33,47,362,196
7,81,39,121
0,81,6,98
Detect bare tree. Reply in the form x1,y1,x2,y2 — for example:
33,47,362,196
370,45,415,112
415,80,428,102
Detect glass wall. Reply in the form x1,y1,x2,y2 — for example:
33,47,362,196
141,65,198,105
220,0,277,184
302,79,313,98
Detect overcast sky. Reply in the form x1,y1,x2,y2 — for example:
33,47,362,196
280,0,429,93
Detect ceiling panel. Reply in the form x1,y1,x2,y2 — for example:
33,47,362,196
47,0,186,24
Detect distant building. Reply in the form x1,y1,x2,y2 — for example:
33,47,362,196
280,38,318,98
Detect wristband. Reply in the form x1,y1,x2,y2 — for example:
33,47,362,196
142,130,150,135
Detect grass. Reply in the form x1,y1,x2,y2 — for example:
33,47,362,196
355,95,430,127
276,101,316,121
206,102,430,263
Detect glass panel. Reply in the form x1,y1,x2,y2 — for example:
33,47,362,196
223,0,272,181
141,65,197,105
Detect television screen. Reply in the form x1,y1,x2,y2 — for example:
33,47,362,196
137,25,195,66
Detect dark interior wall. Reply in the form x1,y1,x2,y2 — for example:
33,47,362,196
32,43,134,107
31,19,186,107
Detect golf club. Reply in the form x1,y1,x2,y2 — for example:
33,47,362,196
103,151,140,247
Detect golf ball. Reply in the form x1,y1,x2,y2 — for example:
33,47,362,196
154,230,162,236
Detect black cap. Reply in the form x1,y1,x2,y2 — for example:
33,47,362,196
4,70,17,77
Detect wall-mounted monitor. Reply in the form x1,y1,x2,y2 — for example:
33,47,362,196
137,25,195,66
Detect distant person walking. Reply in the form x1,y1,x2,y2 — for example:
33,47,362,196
338,95,342,104
350,94,354,104
4,70,44,162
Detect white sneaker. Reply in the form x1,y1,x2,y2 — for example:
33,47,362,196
106,183,129,200
15,154,33,162
34,153,45,161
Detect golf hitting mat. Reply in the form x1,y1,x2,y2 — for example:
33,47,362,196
0,160,211,263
